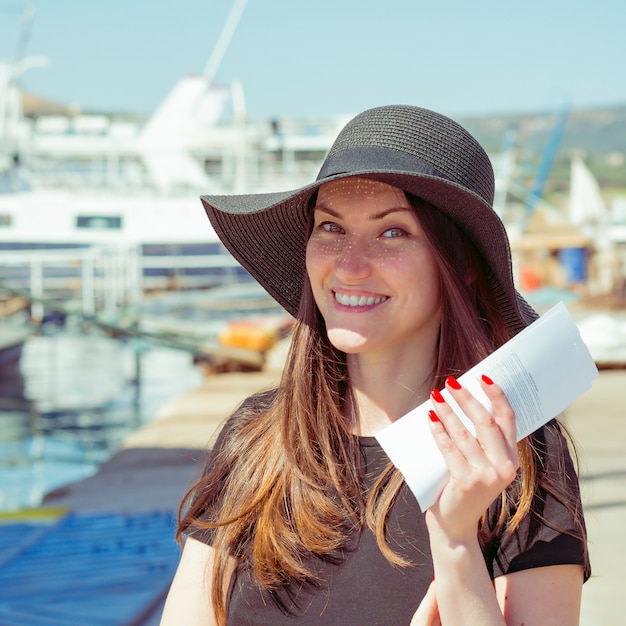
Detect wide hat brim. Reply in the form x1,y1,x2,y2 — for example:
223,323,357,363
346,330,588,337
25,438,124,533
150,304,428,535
201,168,537,335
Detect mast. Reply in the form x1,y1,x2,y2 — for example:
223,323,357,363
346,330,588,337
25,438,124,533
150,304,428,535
203,0,248,85
12,3,36,65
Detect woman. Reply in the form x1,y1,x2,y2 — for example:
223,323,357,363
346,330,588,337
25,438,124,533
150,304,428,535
161,105,589,625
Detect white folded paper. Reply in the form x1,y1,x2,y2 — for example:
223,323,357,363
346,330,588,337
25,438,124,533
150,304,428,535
375,302,599,510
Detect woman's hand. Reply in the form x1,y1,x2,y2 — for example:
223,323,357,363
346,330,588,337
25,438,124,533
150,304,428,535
425,375,519,542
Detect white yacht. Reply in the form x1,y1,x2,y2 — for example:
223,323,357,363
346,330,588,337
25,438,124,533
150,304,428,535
0,2,346,300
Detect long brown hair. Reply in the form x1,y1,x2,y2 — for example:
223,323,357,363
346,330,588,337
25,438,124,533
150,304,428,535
178,194,588,624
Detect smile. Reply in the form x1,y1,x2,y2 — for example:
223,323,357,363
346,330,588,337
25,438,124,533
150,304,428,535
334,292,388,307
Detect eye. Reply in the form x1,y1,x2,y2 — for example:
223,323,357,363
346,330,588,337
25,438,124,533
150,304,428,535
319,221,344,234
381,227,408,238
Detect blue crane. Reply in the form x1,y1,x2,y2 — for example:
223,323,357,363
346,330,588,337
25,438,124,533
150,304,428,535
521,107,569,225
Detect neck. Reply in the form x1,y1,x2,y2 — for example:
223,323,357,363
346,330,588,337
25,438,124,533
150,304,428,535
345,346,438,437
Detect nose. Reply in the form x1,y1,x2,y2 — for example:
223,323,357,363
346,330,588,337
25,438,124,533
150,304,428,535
334,238,371,281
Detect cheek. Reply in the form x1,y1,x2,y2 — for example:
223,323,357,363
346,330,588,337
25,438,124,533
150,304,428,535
305,245,329,312
305,239,334,275
423,257,442,302
305,241,318,277
402,251,441,301
305,241,327,296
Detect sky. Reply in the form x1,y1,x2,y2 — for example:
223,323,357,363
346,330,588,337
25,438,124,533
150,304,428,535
1,0,626,121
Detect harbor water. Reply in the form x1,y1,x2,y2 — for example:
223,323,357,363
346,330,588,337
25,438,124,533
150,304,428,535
0,323,203,512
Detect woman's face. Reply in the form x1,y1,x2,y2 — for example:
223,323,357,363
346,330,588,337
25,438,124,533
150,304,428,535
306,177,442,358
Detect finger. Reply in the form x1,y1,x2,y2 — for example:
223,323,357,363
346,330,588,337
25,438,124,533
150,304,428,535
447,376,519,477
427,404,503,491
431,383,502,469
430,386,482,453
428,391,483,474
441,377,517,470
479,375,517,447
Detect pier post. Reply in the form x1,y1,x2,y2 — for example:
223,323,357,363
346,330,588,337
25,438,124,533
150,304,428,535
81,252,95,317
29,257,43,322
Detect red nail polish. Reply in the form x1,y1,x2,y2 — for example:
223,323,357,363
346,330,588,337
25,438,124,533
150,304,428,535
431,388,445,403
428,410,439,422
481,374,494,385
446,376,462,390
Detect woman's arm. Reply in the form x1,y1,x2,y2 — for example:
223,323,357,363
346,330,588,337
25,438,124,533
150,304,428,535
420,376,517,624
412,563,584,626
417,377,584,625
425,526,505,625
494,564,584,624
160,537,227,626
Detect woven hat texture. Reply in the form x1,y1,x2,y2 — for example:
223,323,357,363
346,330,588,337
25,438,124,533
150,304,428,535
201,105,537,334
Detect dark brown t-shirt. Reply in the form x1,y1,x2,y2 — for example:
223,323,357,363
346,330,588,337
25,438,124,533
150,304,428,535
189,397,588,625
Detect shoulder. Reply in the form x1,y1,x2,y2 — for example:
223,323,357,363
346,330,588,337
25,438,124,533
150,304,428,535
239,387,278,411
211,387,278,452
485,419,589,579
186,388,279,543
523,418,585,526
231,387,278,422
531,419,581,491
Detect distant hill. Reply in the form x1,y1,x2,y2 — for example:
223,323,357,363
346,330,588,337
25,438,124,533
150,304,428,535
460,104,626,155
459,104,626,194
20,90,626,196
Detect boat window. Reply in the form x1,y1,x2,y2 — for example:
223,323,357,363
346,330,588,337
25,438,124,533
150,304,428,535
0,214,12,227
76,216,123,229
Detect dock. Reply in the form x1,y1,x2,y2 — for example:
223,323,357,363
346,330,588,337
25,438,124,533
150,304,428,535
1,339,625,624
0,340,286,625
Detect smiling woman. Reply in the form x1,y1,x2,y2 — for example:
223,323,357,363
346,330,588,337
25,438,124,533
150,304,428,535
306,178,442,368
161,105,590,626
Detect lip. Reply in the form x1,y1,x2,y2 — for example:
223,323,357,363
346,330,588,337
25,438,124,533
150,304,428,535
332,290,389,309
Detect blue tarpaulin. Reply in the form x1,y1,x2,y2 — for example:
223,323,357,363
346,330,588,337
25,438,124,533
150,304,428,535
0,511,180,626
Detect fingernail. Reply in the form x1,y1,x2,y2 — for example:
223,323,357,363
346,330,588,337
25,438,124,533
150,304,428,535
428,410,439,422
481,374,494,385
431,388,445,403
446,376,462,390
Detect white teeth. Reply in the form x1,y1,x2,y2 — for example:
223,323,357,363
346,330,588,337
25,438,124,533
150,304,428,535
335,292,387,307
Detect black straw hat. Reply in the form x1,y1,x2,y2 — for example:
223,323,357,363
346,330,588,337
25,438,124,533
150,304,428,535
201,105,537,334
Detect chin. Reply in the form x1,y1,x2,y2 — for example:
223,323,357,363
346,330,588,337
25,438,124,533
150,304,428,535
327,329,369,354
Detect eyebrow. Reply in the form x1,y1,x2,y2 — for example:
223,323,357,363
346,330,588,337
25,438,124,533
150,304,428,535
313,205,413,221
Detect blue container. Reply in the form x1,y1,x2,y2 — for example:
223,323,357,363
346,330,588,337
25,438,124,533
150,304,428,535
559,247,587,283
